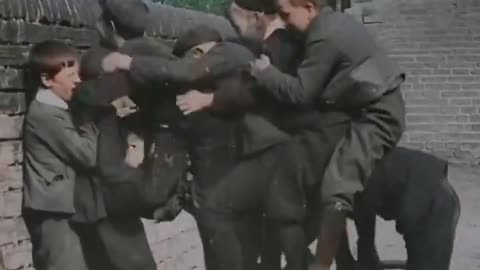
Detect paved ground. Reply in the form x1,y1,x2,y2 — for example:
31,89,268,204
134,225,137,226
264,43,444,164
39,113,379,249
150,164,480,270
343,165,480,270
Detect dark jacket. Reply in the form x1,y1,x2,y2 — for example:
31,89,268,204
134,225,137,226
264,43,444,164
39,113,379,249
127,40,291,156
360,147,448,233
74,38,189,220
253,6,403,109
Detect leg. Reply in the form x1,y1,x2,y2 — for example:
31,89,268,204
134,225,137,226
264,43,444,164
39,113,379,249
311,204,347,270
260,220,283,270
201,146,281,270
196,209,244,270
322,89,406,211
354,202,382,270
404,179,460,270
23,211,89,270
316,90,405,270
237,213,264,270
276,223,308,270
95,217,157,270
335,230,356,270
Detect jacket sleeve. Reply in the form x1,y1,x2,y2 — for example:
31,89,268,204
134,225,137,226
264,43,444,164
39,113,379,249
95,112,144,184
253,38,339,106
210,72,257,113
33,110,97,170
128,44,248,87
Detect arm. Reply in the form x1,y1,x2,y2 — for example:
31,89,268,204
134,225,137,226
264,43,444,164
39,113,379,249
252,38,339,106
122,44,249,87
95,111,144,184
176,74,258,115
33,109,97,170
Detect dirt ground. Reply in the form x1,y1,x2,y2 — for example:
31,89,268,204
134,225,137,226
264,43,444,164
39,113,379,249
343,164,480,270
150,164,480,270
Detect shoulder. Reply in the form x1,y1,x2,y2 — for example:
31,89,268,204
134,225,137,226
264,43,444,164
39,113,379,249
121,38,175,59
308,10,367,43
26,101,70,129
215,40,256,61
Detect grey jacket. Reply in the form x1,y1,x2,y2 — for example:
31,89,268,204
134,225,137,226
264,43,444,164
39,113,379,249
254,6,403,109
23,99,97,214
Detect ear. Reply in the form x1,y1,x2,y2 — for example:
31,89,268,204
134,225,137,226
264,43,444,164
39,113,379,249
305,1,316,13
40,73,51,88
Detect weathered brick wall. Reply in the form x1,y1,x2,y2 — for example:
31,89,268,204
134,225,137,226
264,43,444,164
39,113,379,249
349,0,480,164
0,1,235,269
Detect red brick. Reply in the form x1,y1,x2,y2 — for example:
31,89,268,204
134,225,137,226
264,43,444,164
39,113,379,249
1,190,22,218
0,116,23,140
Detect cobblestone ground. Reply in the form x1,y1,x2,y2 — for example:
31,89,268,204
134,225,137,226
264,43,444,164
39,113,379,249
344,165,480,270
148,164,480,270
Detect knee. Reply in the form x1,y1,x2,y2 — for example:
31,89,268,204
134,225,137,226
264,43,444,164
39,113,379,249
322,195,354,214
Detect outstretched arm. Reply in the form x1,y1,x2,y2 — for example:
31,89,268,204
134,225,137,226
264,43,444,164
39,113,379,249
251,38,339,106
102,43,251,87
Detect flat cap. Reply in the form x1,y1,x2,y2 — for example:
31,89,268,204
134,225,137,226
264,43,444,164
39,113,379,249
100,0,150,37
233,0,277,14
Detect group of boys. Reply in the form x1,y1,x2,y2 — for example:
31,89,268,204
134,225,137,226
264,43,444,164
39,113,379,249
22,0,460,270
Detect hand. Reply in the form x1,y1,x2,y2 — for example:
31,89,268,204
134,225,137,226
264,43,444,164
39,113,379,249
249,54,271,76
111,96,138,118
125,133,144,168
102,52,132,73
176,90,213,115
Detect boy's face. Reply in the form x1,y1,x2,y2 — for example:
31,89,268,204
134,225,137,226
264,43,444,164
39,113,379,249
277,0,317,33
43,58,81,102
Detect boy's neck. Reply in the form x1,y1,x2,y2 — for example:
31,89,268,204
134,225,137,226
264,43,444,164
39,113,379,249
264,16,285,40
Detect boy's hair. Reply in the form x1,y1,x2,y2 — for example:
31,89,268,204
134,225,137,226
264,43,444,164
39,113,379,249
289,0,327,8
27,40,78,88
172,25,223,57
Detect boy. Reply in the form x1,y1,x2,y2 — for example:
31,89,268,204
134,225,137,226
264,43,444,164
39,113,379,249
249,0,406,269
22,40,97,270
339,147,460,270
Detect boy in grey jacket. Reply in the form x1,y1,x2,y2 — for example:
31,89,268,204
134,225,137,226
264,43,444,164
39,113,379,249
22,40,97,270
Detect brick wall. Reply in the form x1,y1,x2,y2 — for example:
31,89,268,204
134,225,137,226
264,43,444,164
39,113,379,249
348,0,480,164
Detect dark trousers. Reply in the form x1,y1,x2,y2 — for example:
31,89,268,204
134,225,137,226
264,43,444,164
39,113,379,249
322,89,405,210
75,217,156,270
404,179,460,270
25,211,156,270
198,141,314,270
23,210,89,270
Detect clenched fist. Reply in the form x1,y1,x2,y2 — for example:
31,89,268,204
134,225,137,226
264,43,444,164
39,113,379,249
102,52,132,73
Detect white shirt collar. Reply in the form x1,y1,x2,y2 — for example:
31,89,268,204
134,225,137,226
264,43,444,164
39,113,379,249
264,17,286,40
35,88,69,110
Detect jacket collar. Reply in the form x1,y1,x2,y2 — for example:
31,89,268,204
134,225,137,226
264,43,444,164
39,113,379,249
35,88,69,110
